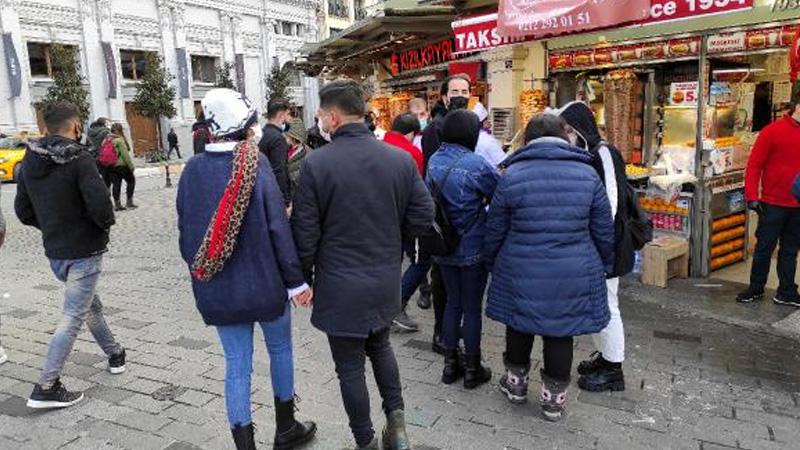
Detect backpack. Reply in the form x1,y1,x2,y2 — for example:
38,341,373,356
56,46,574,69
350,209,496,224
419,153,473,257
97,135,118,167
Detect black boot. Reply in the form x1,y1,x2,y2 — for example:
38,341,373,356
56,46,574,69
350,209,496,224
578,360,625,392
114,199,126,211
273,397,317,450
231,423,256,450
381,409,411,450
431,333,445,355
126,196,138,209
441,349,463,384
463,353,492,389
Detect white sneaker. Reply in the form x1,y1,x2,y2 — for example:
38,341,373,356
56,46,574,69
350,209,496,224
0,347,7,365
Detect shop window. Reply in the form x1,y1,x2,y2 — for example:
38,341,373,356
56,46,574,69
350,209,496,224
329,0,349,18
297,25,305,36
282,22,293,36
191,55,217,84
274,22,281,35
27,42,78,78
120,50,154,81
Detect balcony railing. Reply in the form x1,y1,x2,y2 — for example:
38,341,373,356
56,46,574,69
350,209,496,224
328,0,350,18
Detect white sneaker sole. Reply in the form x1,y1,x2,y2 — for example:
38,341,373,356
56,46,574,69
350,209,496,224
391,320,419,332
541,409,563,422
0,352,7,365
27,393,84,409
773,297,800,307
109,365,126,375
499,384,527,404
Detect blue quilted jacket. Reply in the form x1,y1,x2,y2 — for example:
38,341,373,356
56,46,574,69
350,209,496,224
483,137,615,337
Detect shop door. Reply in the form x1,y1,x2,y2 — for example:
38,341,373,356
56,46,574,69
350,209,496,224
125,102,158,157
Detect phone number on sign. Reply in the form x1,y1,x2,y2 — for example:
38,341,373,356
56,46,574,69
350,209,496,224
517,12,592,32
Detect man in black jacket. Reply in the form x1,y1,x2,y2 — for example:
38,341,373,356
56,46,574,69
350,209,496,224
167,128,181,159
259,97,292,206
15,102,126,410
292,80,434,450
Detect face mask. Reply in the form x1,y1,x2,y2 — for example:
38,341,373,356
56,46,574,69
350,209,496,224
449,96,469,111
283,122,291,133
418,118,428,130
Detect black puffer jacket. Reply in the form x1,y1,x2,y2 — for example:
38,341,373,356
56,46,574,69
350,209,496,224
15,135,114,259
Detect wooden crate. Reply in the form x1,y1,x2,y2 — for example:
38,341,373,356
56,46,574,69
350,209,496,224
642,237,690,288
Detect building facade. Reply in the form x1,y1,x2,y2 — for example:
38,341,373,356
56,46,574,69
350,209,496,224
0,0,322,155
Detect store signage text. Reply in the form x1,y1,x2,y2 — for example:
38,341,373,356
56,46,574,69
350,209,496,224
772,0,800,11
498,0,651,38
452,14,536,54
707,32,746,53
644,0,753,24
670,82,698,106
390,40,458,75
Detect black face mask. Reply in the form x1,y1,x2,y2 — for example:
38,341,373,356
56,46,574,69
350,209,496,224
283,122,291,133
449,96,469,111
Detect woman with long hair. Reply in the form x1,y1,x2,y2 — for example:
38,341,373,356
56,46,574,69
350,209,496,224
109,123,136,210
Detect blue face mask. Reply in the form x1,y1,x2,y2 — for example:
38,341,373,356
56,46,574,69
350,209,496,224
418,118,428,130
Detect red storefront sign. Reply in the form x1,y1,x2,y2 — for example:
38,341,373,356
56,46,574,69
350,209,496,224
498,0,651,38
643,0,752,25
390,39,458,75
497,0,753,39
452,13,536,54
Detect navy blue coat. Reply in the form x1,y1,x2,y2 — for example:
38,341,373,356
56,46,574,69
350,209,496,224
483,137,615,337
177,150,305,326
427,143,500,267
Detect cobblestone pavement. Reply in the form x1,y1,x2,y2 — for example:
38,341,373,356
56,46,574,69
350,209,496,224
1,177,800,450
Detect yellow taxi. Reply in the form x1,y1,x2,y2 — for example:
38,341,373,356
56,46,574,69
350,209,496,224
0,136,28,182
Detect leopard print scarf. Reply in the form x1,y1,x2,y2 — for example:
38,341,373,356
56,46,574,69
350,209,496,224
191,138,260,281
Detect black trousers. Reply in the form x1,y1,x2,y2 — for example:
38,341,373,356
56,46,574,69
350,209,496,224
168,143,181,159
111,167,136,202
750,203,800,295
328,328,404,447
431,263,447,335
505,326,573,382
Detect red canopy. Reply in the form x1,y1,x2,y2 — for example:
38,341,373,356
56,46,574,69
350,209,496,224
497,0,650,38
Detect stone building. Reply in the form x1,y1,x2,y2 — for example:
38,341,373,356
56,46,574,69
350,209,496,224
0,0,331,155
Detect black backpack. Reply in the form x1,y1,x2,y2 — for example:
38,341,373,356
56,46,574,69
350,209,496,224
419,154,475,257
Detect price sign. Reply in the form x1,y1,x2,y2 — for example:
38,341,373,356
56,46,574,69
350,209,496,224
670,82,699,106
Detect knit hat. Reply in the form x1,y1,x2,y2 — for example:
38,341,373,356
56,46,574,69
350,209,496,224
286,118,307,144
202,88,258,141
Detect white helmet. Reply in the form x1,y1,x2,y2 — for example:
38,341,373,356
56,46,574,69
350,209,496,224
202,88,258,140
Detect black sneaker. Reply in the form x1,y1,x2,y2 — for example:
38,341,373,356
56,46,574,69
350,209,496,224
27,379,84,409
577,351,604,376
432,333,445,355
392,310,419,332
109,348,126,374
736,286,764,304
578,365,626,392
773,292,800,307
417,291,432,310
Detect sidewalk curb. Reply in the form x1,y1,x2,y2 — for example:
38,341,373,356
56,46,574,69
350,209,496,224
622,277,800,342
134,162,185,178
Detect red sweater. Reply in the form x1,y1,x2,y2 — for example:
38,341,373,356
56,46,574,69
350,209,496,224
745,116,800,208
383,132,424,176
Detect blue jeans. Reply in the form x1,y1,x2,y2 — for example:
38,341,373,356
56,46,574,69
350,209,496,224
216,303,294,428
40,255,122,387
439,264,488,355
400,242,431,307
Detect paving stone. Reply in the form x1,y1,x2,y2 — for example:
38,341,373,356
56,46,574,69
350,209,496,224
114,410,173,432
166,337,212,351
4,308,39,319
163,443,204,450
174,389,216,407
86,385,136,404
0,395,39,417
114,318,152,330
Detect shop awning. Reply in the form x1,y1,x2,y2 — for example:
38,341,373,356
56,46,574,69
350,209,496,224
497,0,651,38
299,7,456,76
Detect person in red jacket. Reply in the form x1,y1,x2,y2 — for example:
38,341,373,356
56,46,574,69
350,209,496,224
383,113,424,175
739,98,800,306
